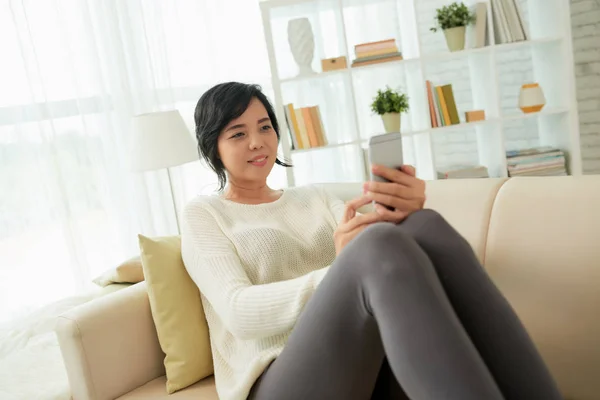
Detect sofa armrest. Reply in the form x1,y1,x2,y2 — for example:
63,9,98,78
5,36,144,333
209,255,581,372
56,282,165,400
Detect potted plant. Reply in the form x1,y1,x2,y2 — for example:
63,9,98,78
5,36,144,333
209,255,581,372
370,86,409,133
430,2,476,52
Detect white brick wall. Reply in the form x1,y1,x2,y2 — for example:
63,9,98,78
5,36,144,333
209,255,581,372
418,0,600,174
571,0,600,175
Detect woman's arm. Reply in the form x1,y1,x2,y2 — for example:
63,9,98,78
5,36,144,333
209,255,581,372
181,204,328,341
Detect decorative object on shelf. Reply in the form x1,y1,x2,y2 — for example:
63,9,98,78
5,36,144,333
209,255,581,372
465,110,486,122
287,18,316,76
321,56,347,72
283,103,327,150
370,86,409,133
351,38,403,68
430,2,476,52
518,83,546,113
426,81,459,127
506,146,566,176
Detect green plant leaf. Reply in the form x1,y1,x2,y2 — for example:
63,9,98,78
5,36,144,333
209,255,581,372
431,1,475,31
370,86,410,115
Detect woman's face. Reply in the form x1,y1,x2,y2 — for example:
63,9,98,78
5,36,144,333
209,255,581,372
217,98,279,186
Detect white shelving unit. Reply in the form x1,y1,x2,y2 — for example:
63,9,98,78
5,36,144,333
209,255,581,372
259,0,582,186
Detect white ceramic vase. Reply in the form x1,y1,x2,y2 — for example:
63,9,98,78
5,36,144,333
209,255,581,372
287,18,315,76
519,83,546,113
381,113,401,133
443,26,466,52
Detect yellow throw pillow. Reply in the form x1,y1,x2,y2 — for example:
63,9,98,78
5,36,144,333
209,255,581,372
138,234,213,394
92,256,144,287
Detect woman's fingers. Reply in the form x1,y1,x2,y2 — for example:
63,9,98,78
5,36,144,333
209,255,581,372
339,212,383,233
367,191,417,212
374,203,408,223
364,181,415,199
342,195,373,223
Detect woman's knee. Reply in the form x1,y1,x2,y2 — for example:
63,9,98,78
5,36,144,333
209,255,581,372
341,222,425,279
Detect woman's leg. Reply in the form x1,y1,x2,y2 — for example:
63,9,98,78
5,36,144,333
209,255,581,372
249,222,504,400
395,209,563,400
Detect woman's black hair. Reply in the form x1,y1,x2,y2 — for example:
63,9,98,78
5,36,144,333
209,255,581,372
194,82,292,191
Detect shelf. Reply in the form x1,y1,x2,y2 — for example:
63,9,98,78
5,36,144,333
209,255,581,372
276,37,564,86
427,118,499,135
502,107,570,121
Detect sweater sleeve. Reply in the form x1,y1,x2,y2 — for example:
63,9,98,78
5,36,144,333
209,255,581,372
180,202,329,341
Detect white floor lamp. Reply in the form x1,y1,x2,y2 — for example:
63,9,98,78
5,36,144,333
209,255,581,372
130,110,198,234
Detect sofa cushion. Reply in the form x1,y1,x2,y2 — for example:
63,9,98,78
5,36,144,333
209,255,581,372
139,235,213,394
93,256,144,287
484,176,600,400
118,375,218,399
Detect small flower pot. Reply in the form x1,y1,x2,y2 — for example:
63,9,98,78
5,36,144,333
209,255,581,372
443,26,466,52
381,113,401,133
519,83,546,113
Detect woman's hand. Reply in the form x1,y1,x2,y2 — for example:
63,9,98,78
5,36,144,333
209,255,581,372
334,195,383,256
364,164,426,224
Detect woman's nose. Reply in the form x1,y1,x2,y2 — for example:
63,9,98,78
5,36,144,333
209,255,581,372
249,132,264,149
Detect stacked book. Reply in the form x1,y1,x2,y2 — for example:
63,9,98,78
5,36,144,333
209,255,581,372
506,146,567,177
283,104,328,150
437,165,490,179
351,39,403,68
426,81,460,127
491,0,528,44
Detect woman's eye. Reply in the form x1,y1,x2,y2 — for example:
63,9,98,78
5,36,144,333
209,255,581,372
261,125,272,132
231,132,245,139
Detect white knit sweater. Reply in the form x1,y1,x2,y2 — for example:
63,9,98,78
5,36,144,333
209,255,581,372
181,185,346,400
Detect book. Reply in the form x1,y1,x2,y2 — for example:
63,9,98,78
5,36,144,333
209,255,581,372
354,38,396,53
506,146,557,157
352,51,403,64
314,106,327,146
426,80,438,127
283,105,298,150
301,107,319,148
356,47,399,58
440,85,460,125
351,55,403,67
285,104,303,149
433,85,444,126
472,2,488,48
436,86,451,126
502,0,525,42
308,106,325,146
294,109,309,149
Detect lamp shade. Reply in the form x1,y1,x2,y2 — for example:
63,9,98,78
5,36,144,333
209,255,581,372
130,110,198,172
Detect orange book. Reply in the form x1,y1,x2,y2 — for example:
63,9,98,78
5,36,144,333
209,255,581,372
308,107,325,146
314,106,327,146
356,47,399,58
426,81,437,127
301,107,319,147
436,86,451,127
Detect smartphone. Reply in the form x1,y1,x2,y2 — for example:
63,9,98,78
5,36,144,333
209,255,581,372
367,132,404,210
367,132,404,183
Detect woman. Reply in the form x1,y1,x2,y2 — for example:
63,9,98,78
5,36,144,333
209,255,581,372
181,82,562,400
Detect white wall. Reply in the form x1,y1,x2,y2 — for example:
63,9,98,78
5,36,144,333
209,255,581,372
571,0,600,174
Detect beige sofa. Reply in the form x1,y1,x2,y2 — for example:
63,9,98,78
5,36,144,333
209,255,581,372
56,176,600,400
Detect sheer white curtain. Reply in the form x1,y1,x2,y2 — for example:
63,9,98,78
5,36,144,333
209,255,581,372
0,0,285,323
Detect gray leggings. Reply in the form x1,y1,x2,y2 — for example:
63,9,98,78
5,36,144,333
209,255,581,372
248,210,562,400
